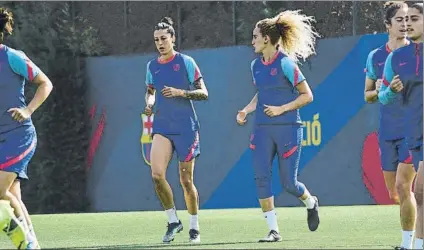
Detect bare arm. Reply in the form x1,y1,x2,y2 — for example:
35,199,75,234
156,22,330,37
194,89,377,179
181,78,208,101
364,77,381,103
236,92,257,125
282,81,313,112
145,85,156,107
27,71,53,114
241,93,258,114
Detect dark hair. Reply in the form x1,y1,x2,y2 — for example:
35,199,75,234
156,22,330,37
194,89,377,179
410,2,423,13
384,1,407,24
154,17,175,37
256,10,319,63
0,7,13,42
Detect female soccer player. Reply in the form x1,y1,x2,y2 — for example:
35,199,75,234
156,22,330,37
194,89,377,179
236,10,320,242
0,7,53,249
144,17,208,244
379,3,423,249
364,2,417,249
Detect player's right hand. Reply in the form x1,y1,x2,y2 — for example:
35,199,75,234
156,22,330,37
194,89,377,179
144,105,153,116
236,110,247,125
389,75,403,93
375,79,383,92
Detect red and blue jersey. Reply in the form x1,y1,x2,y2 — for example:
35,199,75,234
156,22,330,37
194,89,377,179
251,50,305,126
365,43,405,140
0,44,41,134
379,42,423,149
145,52,202,134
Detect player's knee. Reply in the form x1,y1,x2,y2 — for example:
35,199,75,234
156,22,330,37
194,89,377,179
391,194,400,204
9,189,21,202
387,189,400,204
283,181,304,198
151,171,166,183
255,176,272,199
0,188,8,200
179,177,194,190
395,181,412,199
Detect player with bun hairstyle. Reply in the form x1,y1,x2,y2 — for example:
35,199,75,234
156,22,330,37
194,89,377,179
364,2,416,249
379,3,423,249
144,16,208,244
0,7,53,249
236,10,320,242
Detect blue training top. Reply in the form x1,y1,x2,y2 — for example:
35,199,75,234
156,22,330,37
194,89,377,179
0,44,42,134
145,52,203,135
379,42,423,149
365,43,405,140
251,50,306,126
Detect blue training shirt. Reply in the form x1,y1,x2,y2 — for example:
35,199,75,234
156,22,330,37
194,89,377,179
145,52,202,135
0,44,42,134
251,50,305,125
379,42,423,149
365,43,405,140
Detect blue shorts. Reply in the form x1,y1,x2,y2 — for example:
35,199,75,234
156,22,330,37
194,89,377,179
379,137,412,172
154,130,200,162
410,144,423,172
0,127,37,180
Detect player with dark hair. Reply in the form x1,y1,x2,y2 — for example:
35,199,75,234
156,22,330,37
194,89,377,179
0,7,53,249
236,10,320,242
364,2,417,249
144,17,208,244
379,3,423,249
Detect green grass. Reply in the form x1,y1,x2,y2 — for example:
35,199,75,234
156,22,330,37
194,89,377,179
0,205,401,249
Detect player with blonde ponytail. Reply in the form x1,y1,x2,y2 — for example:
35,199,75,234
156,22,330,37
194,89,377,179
236,10,320,242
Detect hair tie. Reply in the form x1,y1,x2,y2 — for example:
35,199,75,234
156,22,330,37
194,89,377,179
276,23,284,35
275,15,284,35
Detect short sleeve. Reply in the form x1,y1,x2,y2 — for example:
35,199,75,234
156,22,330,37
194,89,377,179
280,57,306,86
7,49,41,82
365,50,377,80
182,55,202,85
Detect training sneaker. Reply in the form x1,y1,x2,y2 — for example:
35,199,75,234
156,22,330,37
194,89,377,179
189,229,200,243
162,220,183,243
258,230,282,243
307,196,320,231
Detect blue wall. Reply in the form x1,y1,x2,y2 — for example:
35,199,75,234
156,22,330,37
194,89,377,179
85,33,391,212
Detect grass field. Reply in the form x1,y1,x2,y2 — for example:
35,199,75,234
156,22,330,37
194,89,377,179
0,205,401,249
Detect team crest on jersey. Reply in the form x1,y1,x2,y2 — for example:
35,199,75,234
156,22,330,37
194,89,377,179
173,64,180,71
140,113,154,166
270,68,277,76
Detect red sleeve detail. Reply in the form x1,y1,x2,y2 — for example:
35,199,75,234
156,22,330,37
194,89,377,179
382,77,390,86
293,67,299,86
26,59,34,81
194,67,201,82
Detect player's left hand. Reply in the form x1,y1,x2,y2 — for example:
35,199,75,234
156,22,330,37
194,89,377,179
161,86,184,98
375,79,383,92
264,105,286,117
7,107,33,123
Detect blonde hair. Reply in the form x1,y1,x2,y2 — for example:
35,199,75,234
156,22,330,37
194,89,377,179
0,7,13,42
257,10,320,63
